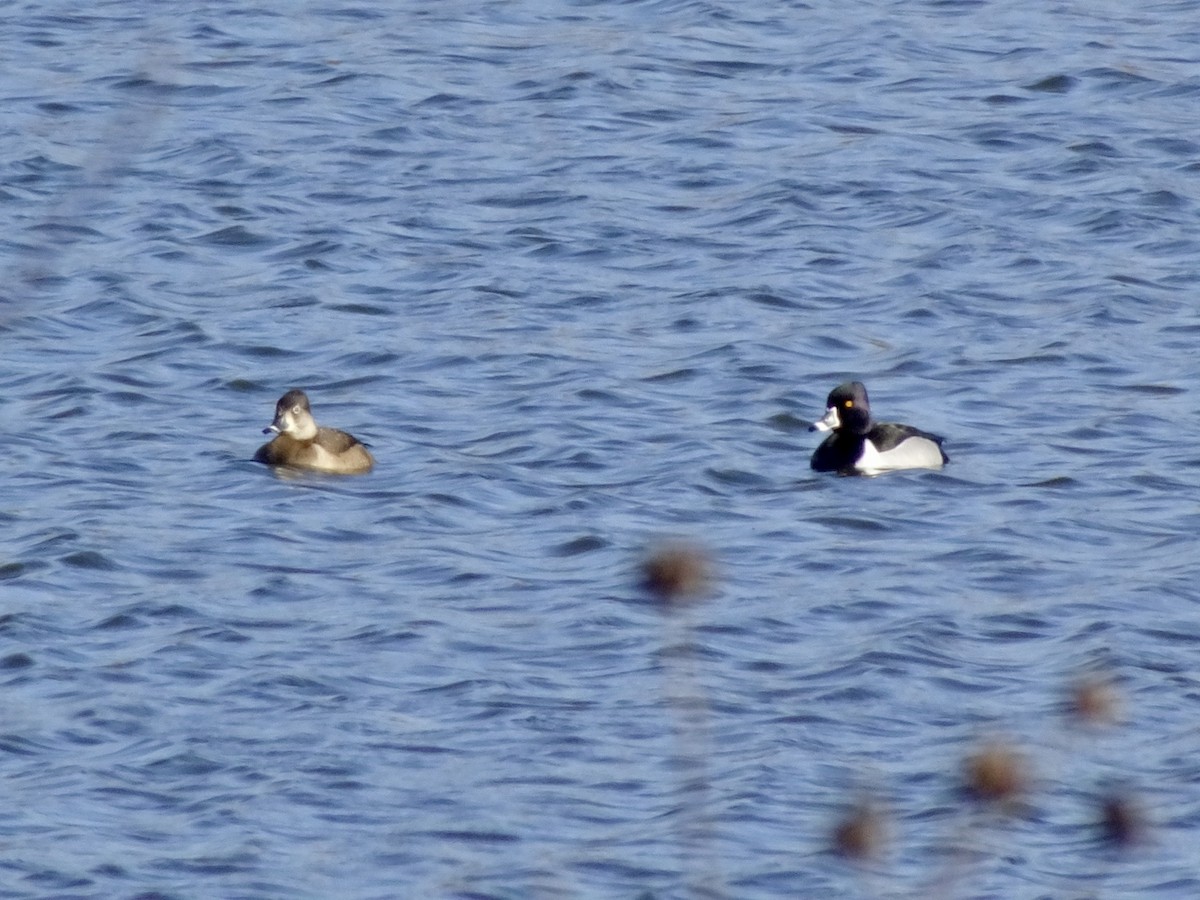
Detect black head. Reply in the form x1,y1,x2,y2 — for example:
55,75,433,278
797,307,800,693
826,381,868,411
811,381,873,435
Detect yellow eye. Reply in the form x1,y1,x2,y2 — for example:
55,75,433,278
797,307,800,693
845,400,854,408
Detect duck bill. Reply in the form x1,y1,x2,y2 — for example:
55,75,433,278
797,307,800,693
263,423,281,435
810,406,841,433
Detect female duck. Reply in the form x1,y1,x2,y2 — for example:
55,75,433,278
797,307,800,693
254,389,374,474
810,381,947,475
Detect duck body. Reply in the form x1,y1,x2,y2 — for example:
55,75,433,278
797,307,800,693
809,381,947,476
254,389,374,475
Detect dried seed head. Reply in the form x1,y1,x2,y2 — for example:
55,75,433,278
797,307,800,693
964,740,1027,806
641,542,712,607
1069,674,1121,726
833,800,886,862
1100,793,1144,848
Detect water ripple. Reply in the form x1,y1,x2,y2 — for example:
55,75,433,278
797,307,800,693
1,1,1198,897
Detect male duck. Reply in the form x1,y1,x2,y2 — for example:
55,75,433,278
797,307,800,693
254,389,374,474
810,381,947,475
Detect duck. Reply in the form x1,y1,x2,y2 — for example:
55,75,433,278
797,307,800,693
254,389,374,475
810,381,947,475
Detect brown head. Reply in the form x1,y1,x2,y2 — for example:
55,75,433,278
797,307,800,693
265,389,318,441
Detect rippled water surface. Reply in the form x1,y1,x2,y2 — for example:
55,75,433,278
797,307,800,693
3,2,1200,897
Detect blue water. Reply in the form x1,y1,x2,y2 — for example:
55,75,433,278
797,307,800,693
3,2,1200,897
